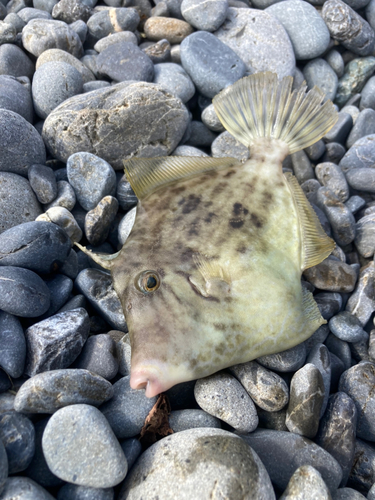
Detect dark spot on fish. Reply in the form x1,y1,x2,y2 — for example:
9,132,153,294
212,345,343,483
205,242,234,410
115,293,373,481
212,182,228,195
178,197,185,206
189,358,198,369
224,296,233,303
250,213,263,228
204,201,213,208
213,323,226,331
204,212,217,223
237,244,247,254
233,202,249,216
181,194,201,214
170,185,186,195
262,190,274,203
188,226,199,236
229,218,244,229
224,169,236,178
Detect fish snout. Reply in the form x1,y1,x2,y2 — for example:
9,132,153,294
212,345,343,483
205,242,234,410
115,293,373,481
130,363,172,398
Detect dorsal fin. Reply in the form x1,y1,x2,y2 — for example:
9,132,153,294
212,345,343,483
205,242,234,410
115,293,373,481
123,156,240,200
284,172,335,271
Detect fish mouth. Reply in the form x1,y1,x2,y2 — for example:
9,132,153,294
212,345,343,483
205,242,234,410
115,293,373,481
130,362,172,398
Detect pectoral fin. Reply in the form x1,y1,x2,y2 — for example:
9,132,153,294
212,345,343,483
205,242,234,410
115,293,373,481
75,242,120,271
189,254,231,298
302,286,326,329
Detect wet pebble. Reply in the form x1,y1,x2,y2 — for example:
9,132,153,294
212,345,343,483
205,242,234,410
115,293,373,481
279,465,331,500
73,334,119,380
0,412,34,474
0,312,25,378
194,372,259,433
329,311,369,343
85,196,119,246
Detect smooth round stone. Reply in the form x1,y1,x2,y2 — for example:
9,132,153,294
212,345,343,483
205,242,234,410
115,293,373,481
341,105,360,125
17,7,51,22
73,334,119,380
0,312,25,378
43,82,189,168
303,258,357,293
322,142,346,164
144,16,193,44
304,139,326,162
345,262,375,326
355,213,375,258
36,49,95,84
214,7,295,79
58,294,86,314
280,465,331,499
0,75,32,123
52,0,91,23
0,266,50,317
85,196,119,246
57,484,114,500
181,0,227,31
43,404,127,488
97,42,154,83
32,61,83,119
169,409,221,432
315,292,342,321
315,162,349,203
75,269,127,332
0,221,71,274
14,369,113,414
153,62,194,103
100,375,157,439
118,207,136,245
25,308,90,377
306,343,331,418
347,168,375,196
0,393,15,415
180,31,245,99
315,392,357,486
119,428,275,500
67,152,116,211
211,131,249,162
349,438,375,493
3,13,25,33
0,477,55,500
42,274,72,318
230,361,289,412
329,312,369,343
194,372,258,433
0,412,34,473
345,196,366,215
326,335,351,372
94,31,137,52
28,164,57,204
142,39,171,64
266,0,330,60
22,19,83,58
37,207,82,243
333,489,367,500
0,110,45,176
242,429,342,493
360,76,375,111
43,180,76,211
201,103,224,132
346,109,375,150
325,49,344,79
116,177,137,212
171,145,208,156
290,150,314,184
87,8,140,41
339,362,375,442
285,363,324,438
340,135,375,174
0,44,34,78
0,22,16,43
257,343,306,372
119,438,141,471
303,58,338,102
335,57,375,108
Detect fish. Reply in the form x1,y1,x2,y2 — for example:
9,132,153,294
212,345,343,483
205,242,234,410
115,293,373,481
77,72,338,398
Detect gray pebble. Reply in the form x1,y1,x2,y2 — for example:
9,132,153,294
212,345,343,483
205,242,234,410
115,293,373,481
360,76,375,111
329,311,369,343
42,404,127,488
347,168,375,195
303,257,357,293
301,179,321,206
44,180,76,211
285,363,324,438
214,7,295,79
52,0,91,23
153,62,194,103
0,43,34,78
325,49,345,79
181,0,228,31
93,31,137,52
303,58,338,102
0,312,25,378
0,412,34,473
37,207,82,243
84,196,118,246
119,428,275,500
201,103,224,132
83,80,110,92
116,177,137,212
143,16,193,44
279,465,331,500
315,162,349,203
33,0,59,13
14,369,113,413
36,48,95,84
333,489,367,500
324,112,353,146
194,372,258,433
354,213,375,258
0,22,15,43
73,334,118,380
211,131,249,162
28,164,57,204
58,294,86,313
69,20,88,43
290,150,314,184
100,375,157,438
257,343,306,372
25,308,89,377
340,135,375,175
119,438,141,471
346,262,375,326
87,8,139,41
142,39,171,64
0,75,33,123
17,7,51,22
97,42,153,83
322,142,346,164
0,477,55,500
341,105,360,124
172,145,208,156
186,120,216,148
116,333,131,376
345,196,366,215
168,409,221,432
304,139,326,162
306,343,331,417
305,324,330,354
75,269,127,331
229,361,289,412
118,207,136,246
349,438,375,493
347,109,375,150
315,292,342,320
57,484,114,500
335,57,375,108
325,335,352,371
3,13,25,32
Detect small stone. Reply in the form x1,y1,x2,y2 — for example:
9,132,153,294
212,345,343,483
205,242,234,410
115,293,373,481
84,196,119,246
325,334,352,371
333,488,367,500
25,308,90,377
181,0,227,32
0,312,25,379
44,180,76,211
211,131,250,162
14,369,113,413
303,58,338,102
315,292,342,320
229,361,289,412
340,135,375,175
285,363,324,438
36,49,95,84
186,121,216,148
257,343,306,372
0,43,34,78
0,477,55,500
144,16,193,44
315,162,349,203
58,294,86,314
325,49,345,79
116,333,131,376
172,145,208,156
349,438,375,493
116,177,137,212
17,7,52,22
0,75,33,123
100,375,157,439
57,484,114,500
279,465,331,500
303,257,357,293
301,179,321,206
94,31,137,52
304,140,326,162
0,412,34,473
306,343,331,418
142,39,171,64
329,311,369,343
335,57,375,108
290,150,314,184
153,62,194,103
52,0,91,23
42,404,127,488
322,142,346,164
37,207,83,243
346,262,375,325
83,81,110,92
347,169,375,197
119,438,141,471
345,196,366,215
346,109,375,150
87,8,140,41
194,372,258,433
28,164,58,204
0,21,15,43
118,207,137,246
341,105,360,124
324,113,353,146
305,324,330,354
201,103,224,132
73,334,119,380
168,409,221,432
119,428,275,500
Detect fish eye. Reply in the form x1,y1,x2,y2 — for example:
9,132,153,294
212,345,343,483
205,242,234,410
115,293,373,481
136,271,161,293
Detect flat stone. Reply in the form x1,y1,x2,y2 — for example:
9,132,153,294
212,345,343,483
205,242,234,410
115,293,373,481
28,164,58,204
144,16,193,44
279,465,331,500
153,62,194,103
345,262,375,326
335,57,375,108
0,412,34,473
87,8,139,41
303,257,357,293
181,0,228,31
25,308,90,377
257,342,306,372
168,409,221,432
290,150,314,185
36,49,95,84
73,334,119,380
329,311,369,343
119,428,275,500
42,404,127,488
0,477,55,500
0,311,25,378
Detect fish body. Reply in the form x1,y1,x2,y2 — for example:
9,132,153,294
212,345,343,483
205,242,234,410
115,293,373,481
79,72,338,397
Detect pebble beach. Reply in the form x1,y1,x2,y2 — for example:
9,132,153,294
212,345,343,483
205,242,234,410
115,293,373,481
0,0,374,498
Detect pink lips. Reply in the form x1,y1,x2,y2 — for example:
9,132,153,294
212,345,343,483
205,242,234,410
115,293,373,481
130,365,170,398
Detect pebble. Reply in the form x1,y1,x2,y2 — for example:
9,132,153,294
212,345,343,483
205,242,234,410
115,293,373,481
340,135,375,174
0,477,55,500
37,207,82,243
24,308,90,377
42,404,127,488
117,207,136,246
100,375,157,439
333,489,367,500
257,343,307,372
95,32,137,53
32,61,83,119
97,42,154,83
168,409,221,432
194,372,259,433
14,369,113,414
201,103,224,132
315,292,342,320
211,131,250,162
17,7,52,22
0,109,46,176
214,7,295,80
84,196,118,246
52,0,91,23
0,75,33,123
0,21,16,43
0,43,34,78
153,62,194,103
73,334,119,380
116,333,131,376
229,361,289,412
329,312,369,343
43,82,189,168
305,324,330,354
315,392,357,487
303,257,357,293
119,428,275,500
172,145,208,156
354,213,375,259
335,57,375,108
279,465,331,500
346,262,375,326
0,312,25,378
186,120,216,148
44,180,76,211
181,0,227,31
306,343,331,417
322,142,346,164
324,112,353,146
144,16,193,44
119,438,141,471
325,49,345,79
345,196,366,215
75,269,127,331
285,363,324,438
315,162,349,203
36,49,95,84
142,39,171,64
346,109,375,150
266,0,330,60
87,8,140,41
3,12,25,32
290,150,314,184
348,438,375,493
347,168,375,196
83,80,110,92
305,58,339,102
28,164,58,204
116,178,137,212
326,335,352,372
0,412,34,474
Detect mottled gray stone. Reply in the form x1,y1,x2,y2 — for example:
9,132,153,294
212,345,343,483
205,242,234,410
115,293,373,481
42,404,127,488
73,334,118,380
329,311,369,343
153,62,194,103
100,375,157,439
335,57,375,108
120,438,141,471
143,16,193,44
348,438,375,493
44,180,76,211
257,342,306,372
214,7,295,79
172,145,208,157
325,49,345,79
347,168,375,196
353,214,375,258
211,131,249,162
303,58,338,102
17,7,52,22
0,412,34,473
304,140,326,162
52,0,91,24
0,75,32,123
36,49,95,84
315,162,349,203
340,135,375,174
0,43,34,78
94,31,137,53
315,292,342,320
119,428,275,500
0,312,25,378
116,333,131,376
0,21,15,43
43,82,189,169
194,372,258,433
306,343,331,418
181,0,227,31
325,337,351,372
84,196,118,247
87,8,139,41
97,42,153,83
346,262,375,325
37,207,82,243
279,465,331,500
322,142,346,164
201,103,224,132
169,409,221,432
142,39,171,64
28,164,57,204
303,258,357,293
324,113,353,146
57,484,114,500
0,477,54,500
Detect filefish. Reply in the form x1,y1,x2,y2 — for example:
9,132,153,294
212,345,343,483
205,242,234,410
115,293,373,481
78,72,338,398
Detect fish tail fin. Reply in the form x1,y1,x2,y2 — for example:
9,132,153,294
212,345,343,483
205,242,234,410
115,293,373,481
212,72,338,154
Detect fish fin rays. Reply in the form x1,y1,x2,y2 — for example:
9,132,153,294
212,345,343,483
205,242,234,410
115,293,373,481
302,286,326,328
189,254,231,298
285,172,335,271
124,156,240,200
212,72,338,154
75,242,120,270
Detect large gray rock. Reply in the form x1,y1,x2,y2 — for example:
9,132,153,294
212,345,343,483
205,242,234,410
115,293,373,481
42,81,189,169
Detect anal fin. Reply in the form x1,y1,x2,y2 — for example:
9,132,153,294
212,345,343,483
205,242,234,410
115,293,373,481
285,172,335,271
302,287,326,328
